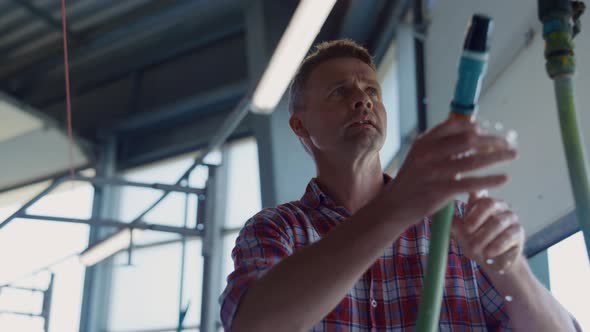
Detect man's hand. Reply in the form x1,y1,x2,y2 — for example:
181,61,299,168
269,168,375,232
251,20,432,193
384,118,517,226
451,190,526,273
451,192,580,332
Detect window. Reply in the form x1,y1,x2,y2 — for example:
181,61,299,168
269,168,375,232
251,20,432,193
221,137,261,283
378,41,401,169
224,138,262,230
105,137,261,332
107,152,214,332
108,242,200,331
0,182,92,332
547,231,590,330
217,136,261,328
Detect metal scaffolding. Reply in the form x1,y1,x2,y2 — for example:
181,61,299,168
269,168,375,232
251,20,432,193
0,273,55,332
0,90,252,331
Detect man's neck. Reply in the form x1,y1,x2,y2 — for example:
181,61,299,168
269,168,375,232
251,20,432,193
315,154,384,214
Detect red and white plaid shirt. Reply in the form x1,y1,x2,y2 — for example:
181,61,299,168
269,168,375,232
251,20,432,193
220,176,511,331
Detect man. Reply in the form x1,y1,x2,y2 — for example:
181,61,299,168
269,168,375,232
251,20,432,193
220,39,579,331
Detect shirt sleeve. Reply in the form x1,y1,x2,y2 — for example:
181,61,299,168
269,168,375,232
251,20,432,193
476,266,512,331
219,210,294,331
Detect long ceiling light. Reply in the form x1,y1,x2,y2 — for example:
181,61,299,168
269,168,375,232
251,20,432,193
250,0,337,114
79,228,143,266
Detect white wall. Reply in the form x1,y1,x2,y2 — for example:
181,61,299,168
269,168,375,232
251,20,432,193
0,92,88,192
252,97,315,207
0,129,88,190
425,0,590,237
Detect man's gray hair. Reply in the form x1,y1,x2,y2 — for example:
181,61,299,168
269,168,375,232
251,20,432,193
288,39,376,115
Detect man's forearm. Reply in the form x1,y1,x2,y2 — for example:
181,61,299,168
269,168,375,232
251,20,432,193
232,198,414,332
483,256,578,332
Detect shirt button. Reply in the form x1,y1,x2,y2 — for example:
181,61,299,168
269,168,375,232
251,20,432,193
371,299,378,308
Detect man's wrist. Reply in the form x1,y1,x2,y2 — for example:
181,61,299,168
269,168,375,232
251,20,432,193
481,254,536,302
482,253,528,281
502,253,528,277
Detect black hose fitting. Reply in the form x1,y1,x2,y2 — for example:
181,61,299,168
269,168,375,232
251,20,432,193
539,0,573,21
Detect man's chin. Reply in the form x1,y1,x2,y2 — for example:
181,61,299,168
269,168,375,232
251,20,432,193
345,137,384,153
346,131,383,145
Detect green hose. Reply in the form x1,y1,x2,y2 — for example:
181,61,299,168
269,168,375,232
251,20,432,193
415,204,455,332
540,0,590,262
415,15,493,331
416,14,493,332
553,76,590,261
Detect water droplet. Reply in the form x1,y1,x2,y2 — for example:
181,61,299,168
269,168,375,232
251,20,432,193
506,130,519,148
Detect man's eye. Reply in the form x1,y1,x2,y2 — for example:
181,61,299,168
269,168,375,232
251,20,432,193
367,87,379,96
331,87,345,96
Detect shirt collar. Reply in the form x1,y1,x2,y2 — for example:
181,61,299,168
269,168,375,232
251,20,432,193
300,173,393,210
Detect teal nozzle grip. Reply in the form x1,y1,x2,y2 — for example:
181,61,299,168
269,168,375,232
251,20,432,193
451,15,493,116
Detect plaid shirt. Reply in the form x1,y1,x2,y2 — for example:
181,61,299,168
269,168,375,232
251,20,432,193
220,176,511,331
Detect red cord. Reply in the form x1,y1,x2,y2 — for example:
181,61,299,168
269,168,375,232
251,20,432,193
61,0,75,178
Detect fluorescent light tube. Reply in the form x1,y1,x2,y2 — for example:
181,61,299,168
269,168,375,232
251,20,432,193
250,0,337,113
79,228,143,266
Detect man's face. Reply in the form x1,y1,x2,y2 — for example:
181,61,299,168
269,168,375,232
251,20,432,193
291,57,387,159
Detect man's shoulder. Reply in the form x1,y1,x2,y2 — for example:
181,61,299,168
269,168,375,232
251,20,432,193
237,200,315,246
246,200,309,227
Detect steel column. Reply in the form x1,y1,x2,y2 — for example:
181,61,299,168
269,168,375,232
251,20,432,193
41,273,54,332
78,136,118,332
199,161,228,332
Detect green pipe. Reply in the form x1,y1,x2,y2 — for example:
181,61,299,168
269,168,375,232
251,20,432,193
539,0,590,262
416,15,493,332
553,76,590,261
415,204,455,332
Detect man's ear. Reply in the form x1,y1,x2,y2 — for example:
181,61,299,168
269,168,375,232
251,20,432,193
289,114,310,139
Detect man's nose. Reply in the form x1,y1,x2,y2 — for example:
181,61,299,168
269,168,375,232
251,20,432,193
352,89,373,111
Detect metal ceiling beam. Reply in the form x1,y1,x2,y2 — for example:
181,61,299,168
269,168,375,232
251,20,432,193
115,80,248,134
0,0,166,78
86,21,242,94
34,21,244,109
369,0,412,65
11,0,77,39
337,0,383,45
7,0,240,95
117,109,251,171
243,0,269,80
